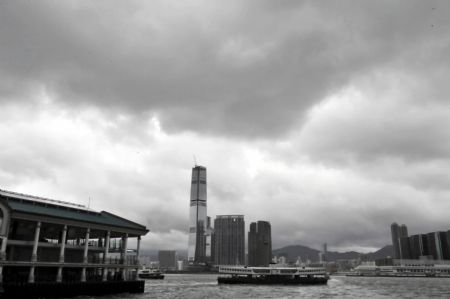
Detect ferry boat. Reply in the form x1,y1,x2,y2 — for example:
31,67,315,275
138,268,165,279
218,266,329,285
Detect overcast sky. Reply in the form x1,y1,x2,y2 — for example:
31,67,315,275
1,0,449,253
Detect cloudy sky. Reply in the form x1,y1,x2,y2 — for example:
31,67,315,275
1,0,449,253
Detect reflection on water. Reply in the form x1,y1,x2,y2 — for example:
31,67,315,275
76,274,450,299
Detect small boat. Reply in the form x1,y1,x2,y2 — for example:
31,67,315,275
138,268,165,279
217,266,329,285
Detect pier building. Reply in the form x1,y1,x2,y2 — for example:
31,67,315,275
0,189,148,297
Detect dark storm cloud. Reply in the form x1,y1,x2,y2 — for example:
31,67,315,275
2,0,449,138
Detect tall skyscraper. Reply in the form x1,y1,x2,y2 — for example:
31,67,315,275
248,221,272,266
213,215,245,265
188,165,208,264
391,223,408,259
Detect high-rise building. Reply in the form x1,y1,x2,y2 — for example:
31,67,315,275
400,224,408,238
421,234,430,257
409,234,423,259
322,243,328,262
188,165,208,264
426,232,446,260
213,215,245,265
158,250,177,270
391,223,400,259
442,231,450,260
391,223,408,259
399,236,412,259
248,221,272,266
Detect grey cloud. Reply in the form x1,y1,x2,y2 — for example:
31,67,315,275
2,1,449,138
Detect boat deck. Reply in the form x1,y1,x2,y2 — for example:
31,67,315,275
217,266,329,285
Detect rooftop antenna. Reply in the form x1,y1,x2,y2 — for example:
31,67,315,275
88,196,91,210
193,155,198,166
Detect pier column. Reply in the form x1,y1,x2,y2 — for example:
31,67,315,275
0,236,6,282
121,234,128,280
0,236,7,261
102,231,111,281
28,266,35,283
103,231,111,263
83,228,90,264
56,267,63,283
80,228,90,282
59,225,67,262
31,221,41,262
134,236,141,280
136,236,141,260
120,234,128,262
81,267,86,282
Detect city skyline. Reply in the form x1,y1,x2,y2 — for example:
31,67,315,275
1,1,450,253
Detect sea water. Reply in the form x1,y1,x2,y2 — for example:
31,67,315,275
76,274,450,298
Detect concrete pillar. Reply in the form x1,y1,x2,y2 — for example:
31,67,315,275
136,236,141,260
134,236,141,280
56,267,63,283
59,225,67,263
31,222,41,262
0,266,3,284
120,234,128,280
81,267,86,282
103,231,111,263
83,228,90,264
28,266,35,283
0,236,7,261
102,267,108,282
102,231,111,281
121,234,128,263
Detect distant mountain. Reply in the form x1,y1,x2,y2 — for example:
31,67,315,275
326,250,360,261
272,245,321,263
362,245,393,260
273,244,394,262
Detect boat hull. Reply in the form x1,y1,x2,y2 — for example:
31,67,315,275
218,275,328,285
138,274,165,279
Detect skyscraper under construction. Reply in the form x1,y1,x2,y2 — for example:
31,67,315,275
188,165,210,264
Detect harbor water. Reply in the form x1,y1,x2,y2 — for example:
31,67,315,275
76,274,450,298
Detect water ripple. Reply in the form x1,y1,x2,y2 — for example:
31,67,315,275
75,274,450,299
